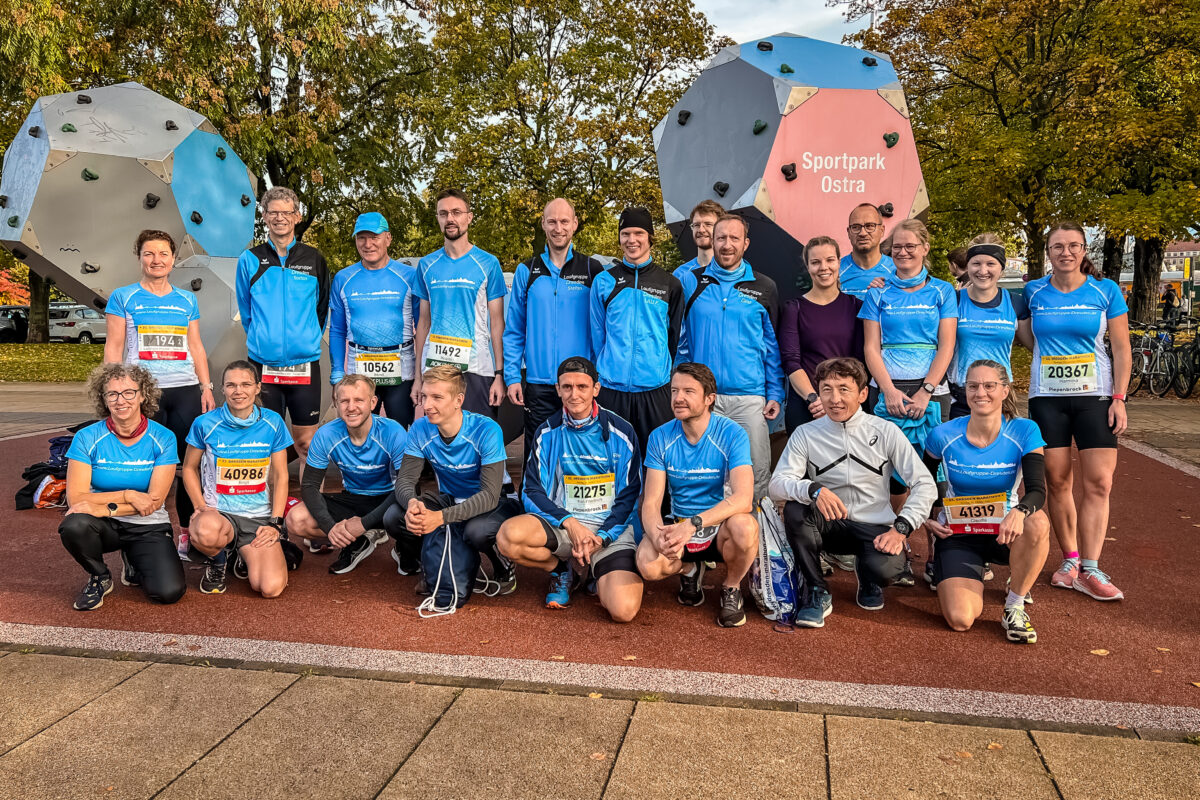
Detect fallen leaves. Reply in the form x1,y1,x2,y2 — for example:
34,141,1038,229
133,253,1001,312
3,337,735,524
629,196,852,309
1156,647,1171,653
186,644,201,652
1191,682,1200,689
1089,649,1110,657
590,752,606,761
479,639,491,645
955,751,973,759
549,655,565,661
1152,669,1164,674
621,655,637,661
162,639,178,647
588,692,603,698
987,742,1003,751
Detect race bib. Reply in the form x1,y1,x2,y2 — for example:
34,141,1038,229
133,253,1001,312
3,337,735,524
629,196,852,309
945,492,1008,535
136,325,188,361
216,457,269,495
261,362,311,385
1040,353,1096,394
355,351,401,386
563,473,615,516
425,334,471,370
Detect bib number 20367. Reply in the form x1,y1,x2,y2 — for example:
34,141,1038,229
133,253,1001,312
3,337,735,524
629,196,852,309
1040,354,1095,394
425,335,471,370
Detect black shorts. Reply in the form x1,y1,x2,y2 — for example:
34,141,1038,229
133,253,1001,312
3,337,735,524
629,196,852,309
947,383,970,419
536,517,639,579
323,492,388,522
1028,395,1117,450
253,359,323,427
374,381,415,427
933,533,1010,583
463,372,497,418
598,384,672,456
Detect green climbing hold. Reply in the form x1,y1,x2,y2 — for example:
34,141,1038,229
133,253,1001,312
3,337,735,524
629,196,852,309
6,216,18,228
753,119,768,135
81,168,99,181
780,63,794,74
883,132,900,148
61,123,77,133
215,147,227,160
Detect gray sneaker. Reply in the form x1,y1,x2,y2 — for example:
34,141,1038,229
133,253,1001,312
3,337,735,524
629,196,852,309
73,574,113,611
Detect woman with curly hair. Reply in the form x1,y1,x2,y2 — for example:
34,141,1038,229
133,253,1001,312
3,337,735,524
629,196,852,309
59,363,186,610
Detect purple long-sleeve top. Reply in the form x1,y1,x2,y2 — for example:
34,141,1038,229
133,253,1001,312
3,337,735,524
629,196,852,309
779,292,865,380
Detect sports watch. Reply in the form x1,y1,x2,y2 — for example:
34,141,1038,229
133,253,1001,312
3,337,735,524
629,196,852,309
893,517,913,537
689,515,704,531
921,382,936,395
268,516,285,531
805,392,818,404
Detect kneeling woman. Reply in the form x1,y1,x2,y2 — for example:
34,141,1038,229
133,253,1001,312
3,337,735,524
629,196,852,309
182,361,293,597
60,364,186,610
922,360,1049,643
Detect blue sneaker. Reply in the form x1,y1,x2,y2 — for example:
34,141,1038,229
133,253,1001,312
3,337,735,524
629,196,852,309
794,587,832,628
545,566,572,609
856,573,884,611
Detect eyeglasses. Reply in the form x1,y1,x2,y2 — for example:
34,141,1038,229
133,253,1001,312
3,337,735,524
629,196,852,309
104,389,141,402
264,210,295,219
690,222,714,231
437,209,469,220
964,381,1004,393
892,243,923,254
1049,242,1085,255
848,223,880,233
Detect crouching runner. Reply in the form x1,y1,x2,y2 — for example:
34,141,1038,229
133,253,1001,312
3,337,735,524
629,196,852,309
497,357,643,620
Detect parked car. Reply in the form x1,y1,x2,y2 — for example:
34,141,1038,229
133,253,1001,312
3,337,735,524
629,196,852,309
49,305,107,344
0,305,29,343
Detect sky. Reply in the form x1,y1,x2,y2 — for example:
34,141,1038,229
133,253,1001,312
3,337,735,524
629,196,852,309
693,0,869,47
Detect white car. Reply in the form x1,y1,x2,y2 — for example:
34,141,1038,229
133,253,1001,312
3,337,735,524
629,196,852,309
49,305,107,344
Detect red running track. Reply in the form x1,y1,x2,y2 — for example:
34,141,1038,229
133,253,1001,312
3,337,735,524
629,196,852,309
2,432,1198,709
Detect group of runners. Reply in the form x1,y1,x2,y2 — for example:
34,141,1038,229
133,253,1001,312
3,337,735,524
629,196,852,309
57,185,1131,644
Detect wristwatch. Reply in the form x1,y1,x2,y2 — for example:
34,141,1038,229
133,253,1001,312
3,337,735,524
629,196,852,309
808,482,824,501
1013,503,1033,516
689,515,704,531
805,392,818,404
267,516,285,531
921,382,936,395
893,517,913,537
107,502,119,516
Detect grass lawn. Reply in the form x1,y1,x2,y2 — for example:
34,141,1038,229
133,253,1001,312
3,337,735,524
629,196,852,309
0,344,104,382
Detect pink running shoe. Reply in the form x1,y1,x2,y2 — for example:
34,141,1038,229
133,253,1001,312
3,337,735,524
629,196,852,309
1050,559,1078,588
1073,569,1125,601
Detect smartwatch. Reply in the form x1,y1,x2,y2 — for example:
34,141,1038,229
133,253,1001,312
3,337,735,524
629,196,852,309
268,516,285,531
893,517,913,537
689,515,704,531
107,502,119,516
1013,503,1033,516
921,382,936,395
808,482,824,502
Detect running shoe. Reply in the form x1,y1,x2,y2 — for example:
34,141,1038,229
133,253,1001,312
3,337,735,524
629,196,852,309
794,587,833,628
200,559,228,594
894,559,916,587
306,538,334,555
924,560,937,591
1006,577,1033,605
822,551,856,572
329,534,377,575
414,575,431,596
1050,559,1079,588
231,551,248,581
1002,605,1037,644
368,528,389,545
717,586,746,627
855,573,884,611
981,563,995,582
390,545,420,576
120,551,140,587
677,562,706,606
494,561,518,595
545,566,572,609
1073,568,1125,601
73,574,113,611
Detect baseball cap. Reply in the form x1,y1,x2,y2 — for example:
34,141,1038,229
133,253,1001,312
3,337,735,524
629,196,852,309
353,212,390,235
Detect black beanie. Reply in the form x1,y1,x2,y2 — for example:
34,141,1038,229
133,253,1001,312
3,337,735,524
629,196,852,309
618,206,654,235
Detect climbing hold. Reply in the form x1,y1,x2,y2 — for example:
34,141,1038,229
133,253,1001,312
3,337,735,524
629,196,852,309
240,194,252,207
215,147,227,160
0,195,7,208
61,123,77,133
677,110,691,126
144,193,160,209
757,41,773,52
191,211,203,224
11,247,26,261
713,181,729,198
781,163,797,181
879,202,895,217
753,119,768,135
883,132,899,148
80,262,100,274
190,278,203,291
28,126,40,138
780,63,794,74
81,168,99,181
76,94,92,104
862,56,878,67
165,120,178,131
6,215,18,227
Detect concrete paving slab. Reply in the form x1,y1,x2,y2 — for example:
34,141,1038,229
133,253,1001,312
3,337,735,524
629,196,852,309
157,675,457,800
827,715,1058,800
0,653,146,755
605,701,826,799
379,688,633,800
0,663,295,800
1033,729,1200,800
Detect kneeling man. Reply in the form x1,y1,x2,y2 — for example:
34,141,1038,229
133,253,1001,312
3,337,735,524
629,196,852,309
636,363,758,628
497,357,643,620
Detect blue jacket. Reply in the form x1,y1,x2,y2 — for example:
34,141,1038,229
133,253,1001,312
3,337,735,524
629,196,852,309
523,407,642,543
589,260,683,392
503,248,604,386
235,239,330,366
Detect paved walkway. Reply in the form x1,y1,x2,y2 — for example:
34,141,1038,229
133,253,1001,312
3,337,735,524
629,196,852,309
1,649,1197,800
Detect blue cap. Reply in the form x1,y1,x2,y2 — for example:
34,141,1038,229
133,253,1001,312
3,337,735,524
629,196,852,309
353,212,389,235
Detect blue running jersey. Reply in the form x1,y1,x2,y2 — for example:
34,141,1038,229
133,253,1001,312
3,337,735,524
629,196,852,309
1025,276,1127,398
839,254,896,299
412,247,507,377
859,277,958,381
186,405,293,517
67,420,178,525
645,413,752,518
306,415,408,496
329,260,420,385
105,283,201,388
926,416,1045,500
949,289,1026,385
404,411,507,500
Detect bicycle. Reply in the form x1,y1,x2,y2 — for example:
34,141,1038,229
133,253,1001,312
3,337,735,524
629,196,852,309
1129,322,1177,397
1171,317,1200,398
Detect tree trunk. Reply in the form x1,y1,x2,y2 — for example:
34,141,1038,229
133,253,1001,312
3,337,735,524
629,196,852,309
1026,223,1046,280
26,269,50,343
1102,234,1124,283
1131,236,1164,324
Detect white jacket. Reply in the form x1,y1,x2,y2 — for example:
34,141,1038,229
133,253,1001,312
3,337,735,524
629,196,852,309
768,407,936,530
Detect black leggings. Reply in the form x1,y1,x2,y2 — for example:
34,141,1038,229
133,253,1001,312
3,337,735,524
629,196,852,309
59,514,186,604
783,501,904,597
373,381,415,426
155,384,203,524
